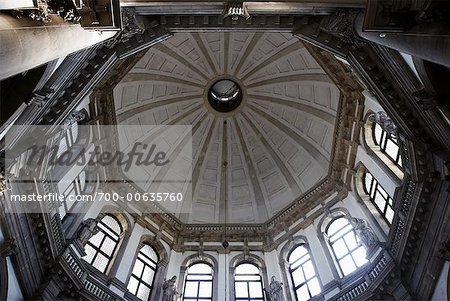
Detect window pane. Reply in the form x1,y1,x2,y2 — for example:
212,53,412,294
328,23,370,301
235,282,248,298
291,268,305,286
303,260,315,280
140,245,158,262
386,206,394,223
343,232,358,251
92,253,108,273
83,244,96,263
187,275,212,281
289,245,307,263
132,260,144,277
141,266,155,284
236,263,259,274
296,284,309,301
99,225,119,241
308,277,321,296
364,173,373,189
327,218,348,236
137,285,151,301
352,246,368,267
331,239,348,259
374,192,386,211
102,215,122,233
184,282,199,297
184,262,213,301
377,186,388,198
248,282,263,298
290,254,309,270
385,140,399,160
374,123,382,145
331,224,352,242
190,263,212,274
102,236,116,256
139,254,155,267
82,215,123,273
127,277,139,295
297,252,310,266
129,245,158,300
198,282,212,297
89,232,104,248
339,255,357,276
364,172,396,224
235,263,262,301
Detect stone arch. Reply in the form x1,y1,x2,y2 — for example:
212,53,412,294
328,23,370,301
229,253,268,301
316,207,352,280
279,235,310,301
361,110,403,180
124,234,169,301
94,209,133,276
352,162,390,237
317,207,351,237
178,253,219,300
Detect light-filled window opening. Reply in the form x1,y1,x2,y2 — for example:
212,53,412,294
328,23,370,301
288,244,321,301
363,172,395,224
326,217,368,276
82,214,122,273
127,244,159,301
59,171,86,218
235,263,264,301
183,262,213,301
372,122,402,168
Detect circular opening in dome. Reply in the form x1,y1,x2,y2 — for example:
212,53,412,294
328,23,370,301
208,79,242,112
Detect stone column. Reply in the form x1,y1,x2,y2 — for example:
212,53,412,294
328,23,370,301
355,13,450,68
0,14,117,80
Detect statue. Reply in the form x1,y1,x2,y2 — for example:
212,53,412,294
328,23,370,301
76,218,99,246
350,217,378,249
63,110,87,127
368,111,397,134
162,276,182,301
264,276,284,301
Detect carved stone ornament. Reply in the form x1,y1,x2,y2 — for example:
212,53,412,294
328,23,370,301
0,239,18,260
76,218,99,246
437,241,450,261
368,111,398,134
162,275,182,301
0,174,6,192
120,7,145,41
350,217,379,250
264,276,284,301
319,9,361,44
63,110,87,127
11,0,81,23
223,2,250,21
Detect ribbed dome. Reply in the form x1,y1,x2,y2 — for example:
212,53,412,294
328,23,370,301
113,32,340,224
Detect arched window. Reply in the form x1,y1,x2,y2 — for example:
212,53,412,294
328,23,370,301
234,263,264,301
183,263,213,301
82,214,123,273
372,122,402,168
127,244,159,301
59,171,86,219
288,245,321,301
363,172,395,224
326,217,368,276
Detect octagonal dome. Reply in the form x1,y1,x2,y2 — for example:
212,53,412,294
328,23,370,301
113,32,340,224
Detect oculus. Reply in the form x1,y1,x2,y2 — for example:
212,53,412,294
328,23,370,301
208,79,242,112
